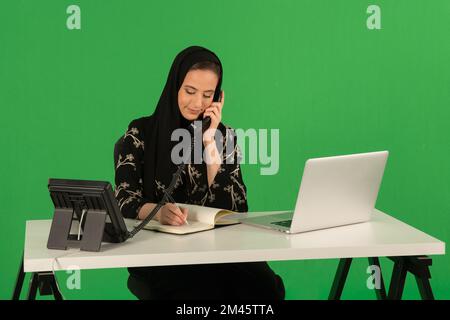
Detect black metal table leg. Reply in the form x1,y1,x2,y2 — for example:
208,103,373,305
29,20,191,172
49,274,64,300
328,258,353,300
368,257,387,300
411,256,434,300
388,258,408,299
27,273,39,300
329,256,435,300
387,256,435,300
23,271,64,300
12,255,25,300
415,275,434,300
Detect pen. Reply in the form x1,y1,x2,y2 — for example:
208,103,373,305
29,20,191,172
171,204,189,225
180,206,189,225
164,192,188,225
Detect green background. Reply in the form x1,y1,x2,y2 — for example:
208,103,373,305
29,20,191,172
1,0,449,300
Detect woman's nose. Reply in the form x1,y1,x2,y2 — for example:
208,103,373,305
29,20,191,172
193,94,203,109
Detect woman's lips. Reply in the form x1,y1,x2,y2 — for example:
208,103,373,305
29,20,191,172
187,108,201,114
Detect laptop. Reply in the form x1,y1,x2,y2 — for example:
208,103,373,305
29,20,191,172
241,151,389,234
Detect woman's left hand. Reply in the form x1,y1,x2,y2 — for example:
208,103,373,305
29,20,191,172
203,90,224,134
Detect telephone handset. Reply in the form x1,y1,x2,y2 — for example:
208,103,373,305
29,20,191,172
191,90,222,134
200,114,211,132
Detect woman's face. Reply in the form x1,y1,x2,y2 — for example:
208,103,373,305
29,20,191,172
178,69,219,121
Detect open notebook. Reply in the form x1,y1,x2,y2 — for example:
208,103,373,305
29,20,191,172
135,203,241,235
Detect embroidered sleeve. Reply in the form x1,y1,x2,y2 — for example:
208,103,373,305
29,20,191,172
186,126,249,212
114,120,150,219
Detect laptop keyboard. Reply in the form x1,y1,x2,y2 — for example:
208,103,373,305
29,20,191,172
271,220,292,228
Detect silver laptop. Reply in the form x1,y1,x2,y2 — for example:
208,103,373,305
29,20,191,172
241,151,389,234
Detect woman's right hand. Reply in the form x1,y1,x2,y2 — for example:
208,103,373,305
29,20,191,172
158,203,188,226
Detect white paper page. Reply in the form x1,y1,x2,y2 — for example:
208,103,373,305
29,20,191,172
175,203,227,225
140,220,213,235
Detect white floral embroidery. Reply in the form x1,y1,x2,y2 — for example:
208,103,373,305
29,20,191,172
155,177,182,201
155,179,166,193
230,175,247,200
229,167,239,178
200,191,209,206
120,182,130,189
116,154,136,170
173,171,184,190
222,128,239,164
118,197,133,210
222,175,247,211
210,182,219,189
115,181,143,210
124,127,144,150
187,164,202,194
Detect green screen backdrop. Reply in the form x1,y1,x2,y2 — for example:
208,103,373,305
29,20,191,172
1,0,449,300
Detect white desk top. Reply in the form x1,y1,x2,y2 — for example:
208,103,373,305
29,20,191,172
24,209,445,272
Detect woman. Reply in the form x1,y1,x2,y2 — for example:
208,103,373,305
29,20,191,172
115,46,285,300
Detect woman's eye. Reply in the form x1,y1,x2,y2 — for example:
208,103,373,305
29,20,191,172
185,89,211,98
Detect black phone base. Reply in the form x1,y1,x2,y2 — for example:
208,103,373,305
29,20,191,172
47,208,107,252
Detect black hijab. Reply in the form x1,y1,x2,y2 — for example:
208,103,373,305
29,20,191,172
142,46,223,203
